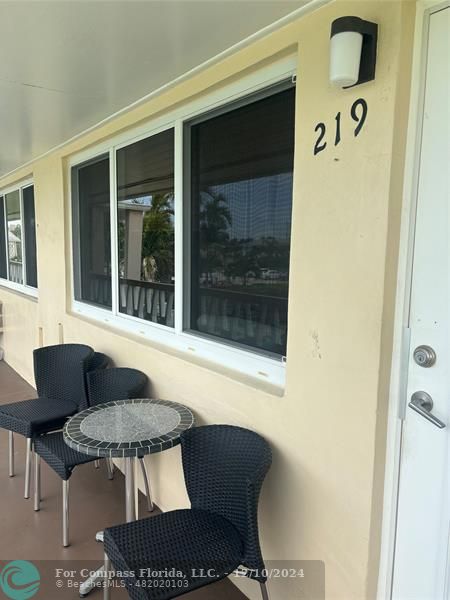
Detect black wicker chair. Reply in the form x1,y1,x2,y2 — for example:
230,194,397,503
102,424,272,600
86,352,110,393
0,343,94,499
34,367,148,547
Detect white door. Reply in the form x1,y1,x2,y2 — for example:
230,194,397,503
392,6,450,600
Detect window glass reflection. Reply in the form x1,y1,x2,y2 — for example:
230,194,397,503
74,156,111,308
23,186,38,288
116,129,175,327
6,190,23,285
0,197,6,279
188,86,295,356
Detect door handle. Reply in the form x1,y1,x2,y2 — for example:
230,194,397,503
408,391,446,429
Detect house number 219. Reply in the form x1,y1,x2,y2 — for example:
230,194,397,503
313,98,368,156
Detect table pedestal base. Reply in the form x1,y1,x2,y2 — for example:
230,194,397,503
79,458,137,597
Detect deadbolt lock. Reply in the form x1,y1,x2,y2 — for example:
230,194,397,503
413,345,436,368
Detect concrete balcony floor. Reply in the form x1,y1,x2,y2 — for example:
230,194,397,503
0,361,247,600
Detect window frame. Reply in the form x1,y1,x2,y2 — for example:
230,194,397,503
69,55,296,387
71,152,112,310
0,178,38,298
183,80,295,358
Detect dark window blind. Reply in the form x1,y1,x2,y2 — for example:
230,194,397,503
187,85,295,356
23,186,38,288
0,197,6,279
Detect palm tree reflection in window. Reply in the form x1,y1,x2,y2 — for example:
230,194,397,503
198,191,231,287
118,193,174,285
117,191,175,326
141,193,174,283
197,188,289,299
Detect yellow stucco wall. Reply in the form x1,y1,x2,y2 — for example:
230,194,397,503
0,1,415,598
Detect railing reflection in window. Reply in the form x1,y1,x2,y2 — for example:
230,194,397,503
8,261,23,284
119,278,174,326
84,272,112,308
84,273,174,327
195,285,288,356
85,272,286,351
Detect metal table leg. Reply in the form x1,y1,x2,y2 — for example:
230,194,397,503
79,457,136,597
124,457,136,522
139,457,154,512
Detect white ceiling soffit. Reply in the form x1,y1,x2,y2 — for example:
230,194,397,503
0,0,314,178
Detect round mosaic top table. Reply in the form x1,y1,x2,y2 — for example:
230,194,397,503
63,398,194,459
64,398,194,597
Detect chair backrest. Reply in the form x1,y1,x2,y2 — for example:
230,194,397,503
86,367,147,407
33,344,94,410
87,352,110,373
181,425,272,577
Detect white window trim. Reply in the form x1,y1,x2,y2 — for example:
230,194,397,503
69,55,296,388
0,178,38,299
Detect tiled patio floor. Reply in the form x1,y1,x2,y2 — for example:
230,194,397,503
0,361,248,600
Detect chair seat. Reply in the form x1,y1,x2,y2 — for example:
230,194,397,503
0,397,78,438
34,431,96,480
104,509,244,600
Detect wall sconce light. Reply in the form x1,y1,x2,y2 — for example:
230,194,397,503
330,16,378,89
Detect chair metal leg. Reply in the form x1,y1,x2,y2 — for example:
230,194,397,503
106,459,114,480
138,457,154,513
34,453,41,511
62,480,69,547
94,460,100,469
103,553,111,600
260,582,270,600
8,431,14,477
24,439,32,499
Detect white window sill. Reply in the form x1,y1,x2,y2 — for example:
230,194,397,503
0,279,38,299
72,300,286,390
